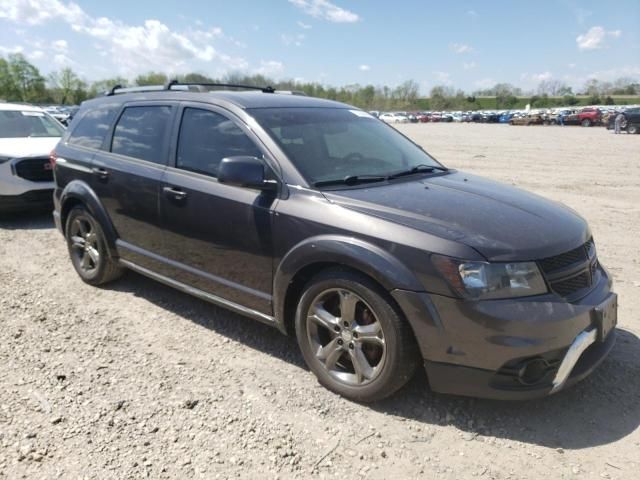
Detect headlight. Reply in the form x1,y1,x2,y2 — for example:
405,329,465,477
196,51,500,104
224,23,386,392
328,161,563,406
432,255,547,300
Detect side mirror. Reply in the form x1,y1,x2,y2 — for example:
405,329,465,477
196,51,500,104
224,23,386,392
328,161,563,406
218,156,277,191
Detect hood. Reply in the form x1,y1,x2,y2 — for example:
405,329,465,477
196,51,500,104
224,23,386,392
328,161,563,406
0,137,60,159
323,171,590,262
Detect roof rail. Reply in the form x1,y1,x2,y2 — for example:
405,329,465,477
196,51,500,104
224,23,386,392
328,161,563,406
105,80,277,96
164,79,276,93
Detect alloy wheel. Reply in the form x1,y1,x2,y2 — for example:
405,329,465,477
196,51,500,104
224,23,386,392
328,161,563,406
69,216,100,274
306,288,386,386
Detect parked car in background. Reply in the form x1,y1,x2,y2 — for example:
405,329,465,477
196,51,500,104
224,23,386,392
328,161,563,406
0,103,64,213
499,112,514,123
606,107,640,134
563,107,602,127
509,113,544,126
379,112,409,124
52,83,617,402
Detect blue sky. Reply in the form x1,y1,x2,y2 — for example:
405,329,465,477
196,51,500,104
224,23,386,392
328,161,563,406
0,0,638,93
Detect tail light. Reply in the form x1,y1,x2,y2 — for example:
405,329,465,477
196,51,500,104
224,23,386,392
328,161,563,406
49,149,57,168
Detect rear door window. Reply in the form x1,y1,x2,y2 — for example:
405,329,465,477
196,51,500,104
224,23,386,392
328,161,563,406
110,106,172,164
67,104,119,149
175,108,261,177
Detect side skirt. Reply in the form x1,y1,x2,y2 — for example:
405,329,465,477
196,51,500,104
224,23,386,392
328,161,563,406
119,259,277,328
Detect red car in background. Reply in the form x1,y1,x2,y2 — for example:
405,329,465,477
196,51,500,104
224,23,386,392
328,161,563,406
563,107,602,127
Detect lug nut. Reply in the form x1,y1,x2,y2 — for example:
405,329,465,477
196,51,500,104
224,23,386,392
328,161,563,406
337,339,343,346
349,342,355,349
343,321,350,328
352,332,359,339
334,326,341,333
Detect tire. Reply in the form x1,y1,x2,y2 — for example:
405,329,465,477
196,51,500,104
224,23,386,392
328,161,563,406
628,124,638,134
295,268,419,402
581,118,591,127
65,206,123,285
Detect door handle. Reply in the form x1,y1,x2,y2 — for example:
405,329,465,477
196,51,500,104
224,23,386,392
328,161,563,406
91,167,109,179
163,186,188,200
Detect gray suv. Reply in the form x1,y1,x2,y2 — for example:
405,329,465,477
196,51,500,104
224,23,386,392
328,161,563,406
52,82,617,402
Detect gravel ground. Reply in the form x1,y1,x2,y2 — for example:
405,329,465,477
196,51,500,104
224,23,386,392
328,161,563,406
1,123,639,479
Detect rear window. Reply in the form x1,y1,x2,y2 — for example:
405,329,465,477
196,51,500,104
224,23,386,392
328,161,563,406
68,104,119,149
0,110,64,138
111,106,172,164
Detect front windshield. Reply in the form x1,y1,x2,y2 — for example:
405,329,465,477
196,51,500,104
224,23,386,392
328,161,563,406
248,107,444,186
0,110,65,138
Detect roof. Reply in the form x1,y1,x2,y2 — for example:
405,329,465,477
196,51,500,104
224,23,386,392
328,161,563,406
84,90,352,110
0,103,45,112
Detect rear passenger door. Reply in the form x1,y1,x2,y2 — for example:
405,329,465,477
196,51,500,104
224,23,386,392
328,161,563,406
156,103,278,314
91,102,176,266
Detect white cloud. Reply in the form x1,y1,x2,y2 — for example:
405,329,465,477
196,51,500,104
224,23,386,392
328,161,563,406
0,45,24,55
474,78,496,89
0,0,86,26
463,61,476,70
281,33,305,47
28,50,45,60
52,39,68,51
289,0,359,23
0,0,248,77
568,63,576,68
359,64,370,71
586,66,640,81
255,60,284,76
53,53,74,66
449,43,473,54
297,21,312,29
576,26,622,50
433,71,451,84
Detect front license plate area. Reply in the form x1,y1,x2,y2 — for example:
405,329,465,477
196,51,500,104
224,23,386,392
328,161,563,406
593,293,618,342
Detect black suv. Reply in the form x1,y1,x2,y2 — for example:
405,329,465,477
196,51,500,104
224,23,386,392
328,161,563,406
52,83,617,402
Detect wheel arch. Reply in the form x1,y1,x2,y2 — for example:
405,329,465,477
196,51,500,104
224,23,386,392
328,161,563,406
59,180,118,258
273,235,424,334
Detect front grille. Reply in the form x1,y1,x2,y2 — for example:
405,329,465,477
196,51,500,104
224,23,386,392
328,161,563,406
14,157,53,182
550,271,591,297
538,239,597,298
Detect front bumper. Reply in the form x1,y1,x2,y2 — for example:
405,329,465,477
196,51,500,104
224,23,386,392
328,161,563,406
392,265,616,400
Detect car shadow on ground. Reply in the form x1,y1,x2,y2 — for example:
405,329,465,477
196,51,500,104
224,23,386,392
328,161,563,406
110,270,639,450
0,210,54,230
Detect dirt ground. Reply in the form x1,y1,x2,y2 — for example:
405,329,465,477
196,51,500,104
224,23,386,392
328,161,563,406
1,123,639,479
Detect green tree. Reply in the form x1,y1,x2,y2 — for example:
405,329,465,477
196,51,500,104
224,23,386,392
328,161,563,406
135,71,168,86
6,53,47,102
48,67,85,104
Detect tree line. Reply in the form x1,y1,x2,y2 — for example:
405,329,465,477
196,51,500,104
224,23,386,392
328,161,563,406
1,53,639,111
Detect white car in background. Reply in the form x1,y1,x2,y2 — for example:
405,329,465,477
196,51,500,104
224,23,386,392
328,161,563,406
0,103,65,213
379,112,409,124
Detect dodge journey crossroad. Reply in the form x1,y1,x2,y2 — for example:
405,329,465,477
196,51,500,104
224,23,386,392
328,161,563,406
52,82,617,402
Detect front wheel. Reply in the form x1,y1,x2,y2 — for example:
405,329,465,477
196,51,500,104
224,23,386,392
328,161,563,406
295,269,419,402
581,118,591,127
65,206,123,285
628,124,638,134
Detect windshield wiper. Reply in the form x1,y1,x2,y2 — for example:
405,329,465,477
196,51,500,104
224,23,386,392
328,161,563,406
386,164,449,180
314,174,387,188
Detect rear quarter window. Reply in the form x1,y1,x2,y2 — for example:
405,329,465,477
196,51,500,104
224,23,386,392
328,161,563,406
67,103,120,149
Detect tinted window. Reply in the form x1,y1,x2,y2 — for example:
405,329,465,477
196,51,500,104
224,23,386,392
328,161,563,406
0,110,64,138
176,108,261,177
111,106,172,164
249,108,440,185
68,104,119,149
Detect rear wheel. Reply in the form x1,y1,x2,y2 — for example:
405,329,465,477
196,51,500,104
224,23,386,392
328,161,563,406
581,118,591,127
295,269,419,402
65,206,123,285
628,124,638,134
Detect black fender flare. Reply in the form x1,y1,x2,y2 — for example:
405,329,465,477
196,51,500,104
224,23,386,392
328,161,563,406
272,234,425,330
59,180,118,258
